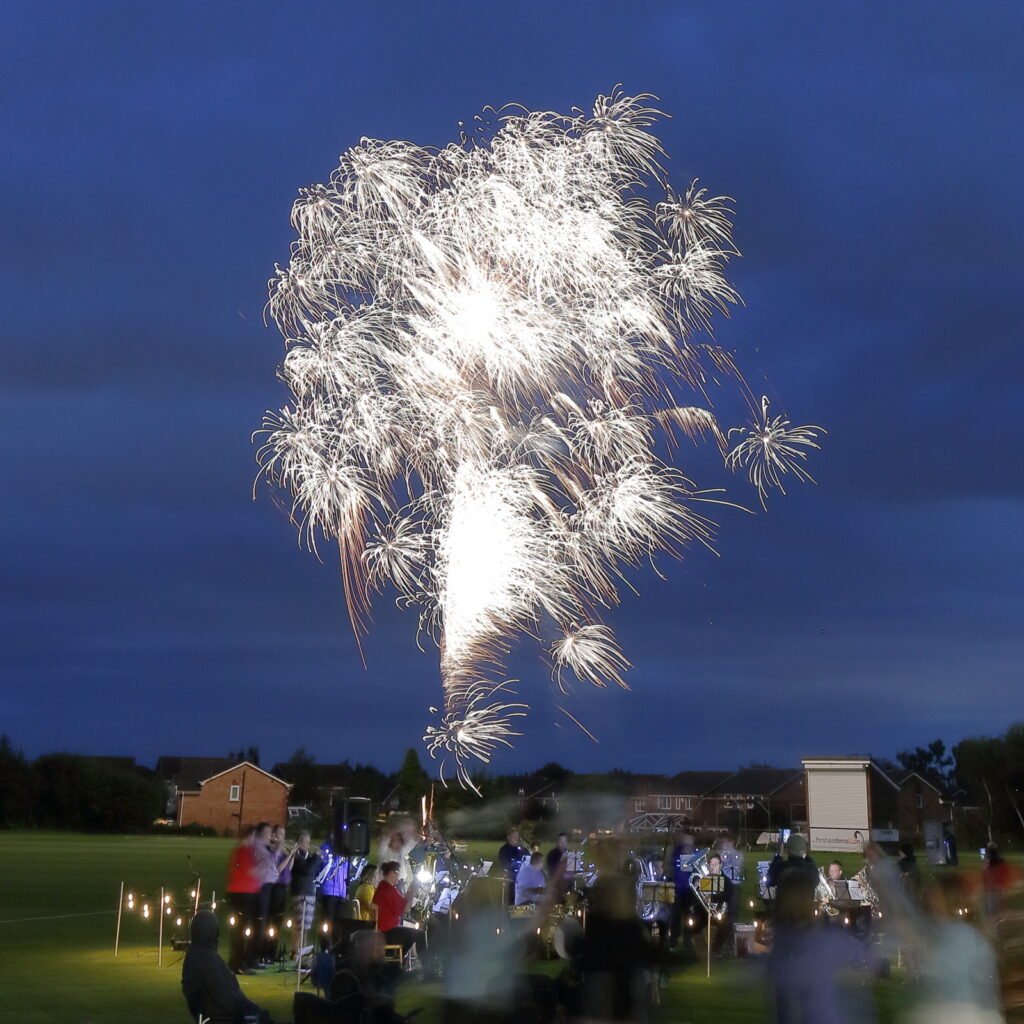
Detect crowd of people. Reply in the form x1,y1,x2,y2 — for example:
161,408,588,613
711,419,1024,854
182,820,1024,1024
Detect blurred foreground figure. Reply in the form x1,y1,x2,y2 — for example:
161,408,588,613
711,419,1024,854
768,861,879,1024
903,873,1003,1024
579,863,660,1023
182,911,273,1024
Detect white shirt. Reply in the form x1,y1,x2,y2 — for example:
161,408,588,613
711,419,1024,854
515,861,546,905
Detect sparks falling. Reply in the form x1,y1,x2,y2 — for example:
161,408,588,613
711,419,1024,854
257,88,822,788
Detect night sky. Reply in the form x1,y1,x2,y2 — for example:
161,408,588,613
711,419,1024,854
4,2,1022,778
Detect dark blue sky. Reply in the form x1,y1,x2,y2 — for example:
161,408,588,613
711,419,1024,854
3,1,1022,778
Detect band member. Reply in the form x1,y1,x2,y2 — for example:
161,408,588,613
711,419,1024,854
317,840,348,939
828,860,844,882
251,822,279,965
515,852,547,906
372,861,427,962
546,833,569,875
286,832,321,957
377,826,417,889
705,853,734,954
669,833,698,952
498,828,527,880
353,863,378,921
225,826,260,973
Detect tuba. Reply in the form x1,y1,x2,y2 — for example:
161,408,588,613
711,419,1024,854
816,868,839,917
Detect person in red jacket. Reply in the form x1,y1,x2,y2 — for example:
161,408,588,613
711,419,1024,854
371,861,426,964
226,826,261,973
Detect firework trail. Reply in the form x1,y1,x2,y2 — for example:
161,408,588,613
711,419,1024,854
257,88,822,788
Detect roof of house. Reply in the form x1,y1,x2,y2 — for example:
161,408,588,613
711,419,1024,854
706,768,803,798
155,753,284,790
667,770,736,795
199,761,290,789
897,770,943,794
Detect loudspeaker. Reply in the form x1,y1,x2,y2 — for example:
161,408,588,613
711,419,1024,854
333,797,372,856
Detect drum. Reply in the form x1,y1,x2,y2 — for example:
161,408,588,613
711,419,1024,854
553,917,583,960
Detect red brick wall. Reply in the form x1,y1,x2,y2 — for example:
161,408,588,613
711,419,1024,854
897,779,945,839
179,766,289,835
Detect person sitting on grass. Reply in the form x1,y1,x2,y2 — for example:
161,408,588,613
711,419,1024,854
182,910,273,1024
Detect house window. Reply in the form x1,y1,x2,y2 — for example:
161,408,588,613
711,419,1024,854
916,793,923,810
634,799,644,812
657,796,672,810
676,797,692,810
229,784,240,802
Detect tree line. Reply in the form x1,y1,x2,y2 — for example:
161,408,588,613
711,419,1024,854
0,738,166,831
3,727,1023,842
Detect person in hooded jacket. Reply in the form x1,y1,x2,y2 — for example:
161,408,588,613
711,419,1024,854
181,910,272,1023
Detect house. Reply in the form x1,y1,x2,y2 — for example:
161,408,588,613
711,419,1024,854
156,757,291,835
896,771,947,839
703,768,806,834
626,771,734,832
802,757,900,852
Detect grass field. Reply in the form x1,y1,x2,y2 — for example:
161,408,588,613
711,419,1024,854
0,832,916,1024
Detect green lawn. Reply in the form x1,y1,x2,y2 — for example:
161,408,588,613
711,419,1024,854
0,832,914,1024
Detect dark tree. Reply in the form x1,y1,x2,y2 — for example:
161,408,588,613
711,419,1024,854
0,736,34,827
396,748,430,811
897,739,954,791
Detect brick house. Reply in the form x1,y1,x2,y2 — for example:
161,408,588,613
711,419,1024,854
626,771,735,832
703,768,806,835
896,771,946,840
156,757,291,835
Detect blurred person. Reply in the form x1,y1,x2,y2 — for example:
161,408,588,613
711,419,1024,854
828,861,844,882
993,866,1024,1022
898,843,923,906
983,843,1015,919
225,826,261,973
318,839,348,938
250,822,278,966
515,851,547,906
768,876,880,1024
769,834,818,930
903,873,1003,1024
353,862,378,921
498,827,527,902
265,824,290,960
669,832,698,953
286,831,321,957
546,832,569,875
182,910,273,1024
377,825,417,888
372,861,427,963
579,861,660,1022
547,832,571,900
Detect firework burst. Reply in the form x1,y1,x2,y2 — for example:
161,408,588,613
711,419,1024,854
257,87,821,786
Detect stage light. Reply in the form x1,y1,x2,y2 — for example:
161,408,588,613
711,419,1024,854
229,915,236,926
166,906,172,915
190,889,197,899
244,927,251,937
212,901,217,910
748,900,754,908
687,918,694,928
844,917,850,925
176,917,182,926
416,868,432,884
164,894,171,905
322,922,329,933
268,927,275,938
286,919,293,929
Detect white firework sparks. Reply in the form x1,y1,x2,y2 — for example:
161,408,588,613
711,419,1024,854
257,87,822,786
726,396,826,509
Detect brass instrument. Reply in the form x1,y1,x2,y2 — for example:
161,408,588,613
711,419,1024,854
816,868,840,917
